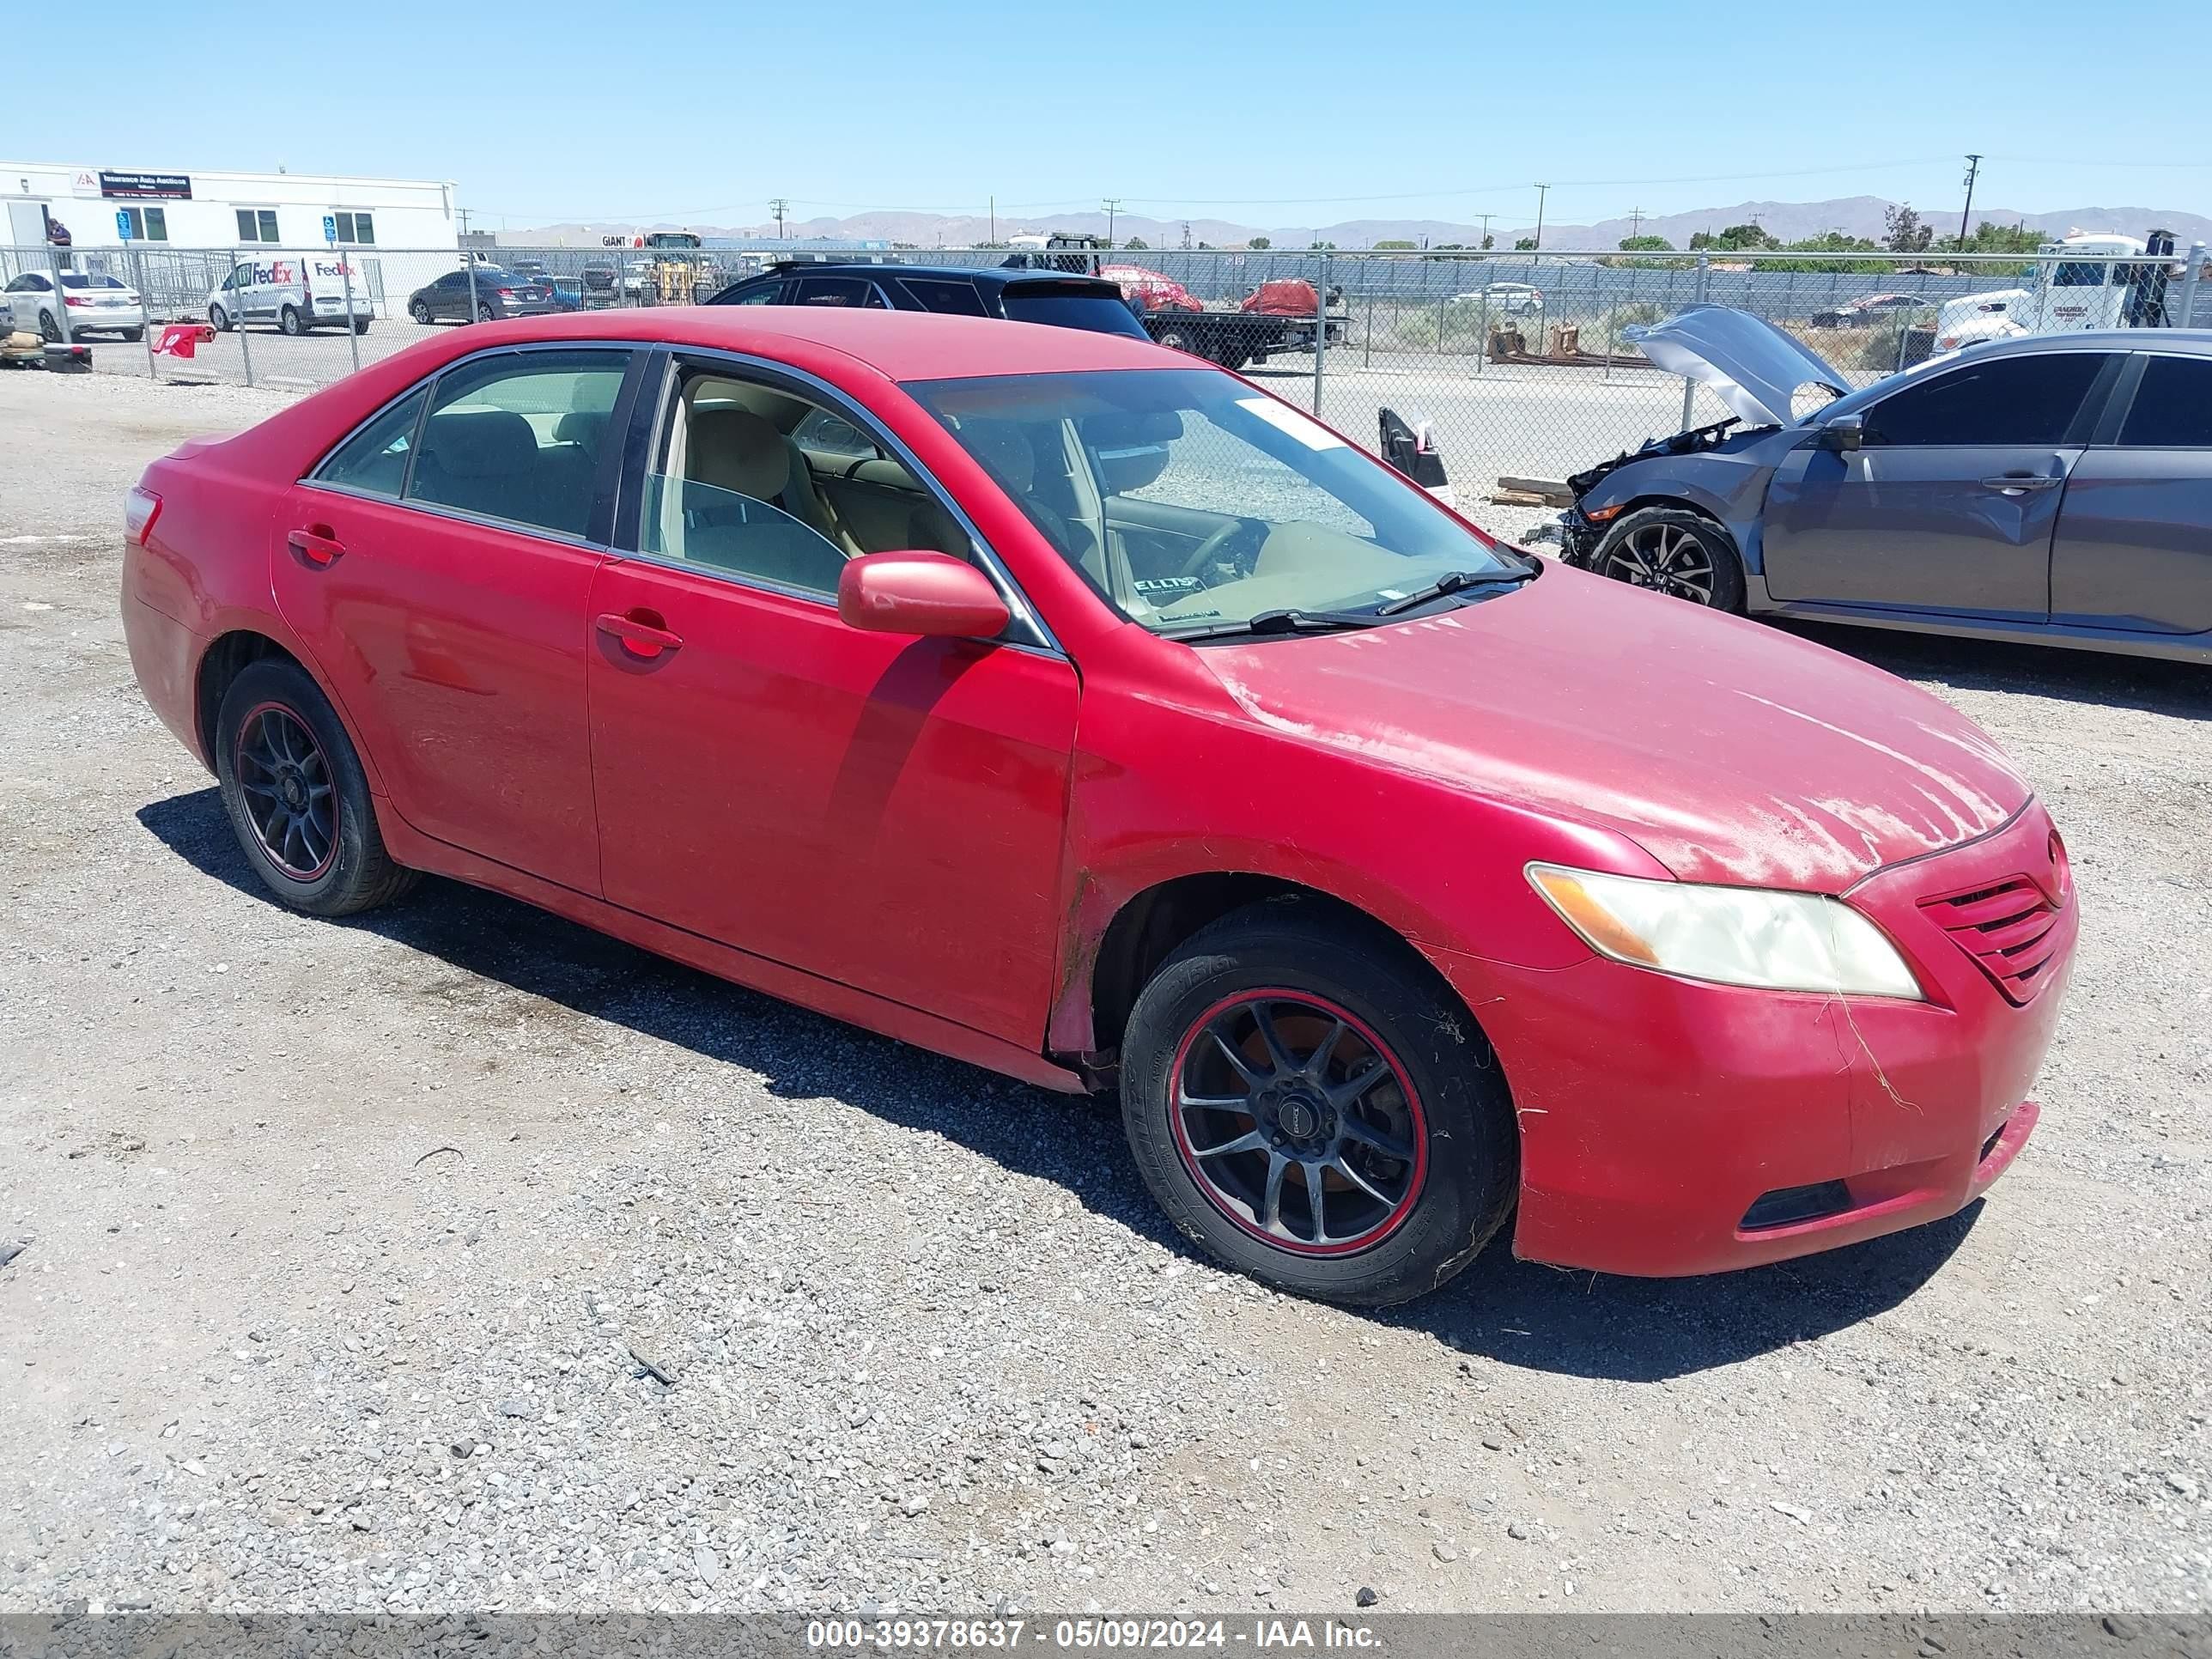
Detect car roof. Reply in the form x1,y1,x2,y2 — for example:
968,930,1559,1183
1968,328,2212,359
758,261,1119,294
466,304,1176,380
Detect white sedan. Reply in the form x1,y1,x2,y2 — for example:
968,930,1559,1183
3,270,148,341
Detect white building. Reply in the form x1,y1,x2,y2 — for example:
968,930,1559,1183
3,162,460,251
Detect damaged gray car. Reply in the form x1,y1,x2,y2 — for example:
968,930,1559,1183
1546,305,2212,663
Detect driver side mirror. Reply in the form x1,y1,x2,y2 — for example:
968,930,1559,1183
837,550,1011,641
1817,412,1864,452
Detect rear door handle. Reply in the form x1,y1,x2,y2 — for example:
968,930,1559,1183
595,611,684,659
287,527,345,565
1980,473,2062,494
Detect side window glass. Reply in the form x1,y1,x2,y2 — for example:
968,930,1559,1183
1865,354,2108,447
640,379,854,596
899,278,989,318
405,350,629,537
729,283,783,306
314,388,428,497
2118,356,2212,447
793,276,886,308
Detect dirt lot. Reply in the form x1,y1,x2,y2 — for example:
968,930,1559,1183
1,371,2207,1619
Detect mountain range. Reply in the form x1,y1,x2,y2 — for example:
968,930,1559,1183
505,196,2212,251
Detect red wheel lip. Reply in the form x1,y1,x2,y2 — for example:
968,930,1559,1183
1167,987,1430,1258
233,699,337,882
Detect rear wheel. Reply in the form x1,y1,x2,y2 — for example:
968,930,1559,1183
1152,323,1195,354
278,305,304,336
352,319,371,335
1119,900,1517,1306
121,326,144,342
214,659,416,917
475,301,495,323
1592,505,1746,611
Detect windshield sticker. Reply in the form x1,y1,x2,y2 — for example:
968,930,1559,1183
1236,398,1346,452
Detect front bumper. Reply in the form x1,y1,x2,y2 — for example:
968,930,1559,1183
1435,802,2075,1277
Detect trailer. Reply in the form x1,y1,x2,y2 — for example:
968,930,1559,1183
1130,279,1347,370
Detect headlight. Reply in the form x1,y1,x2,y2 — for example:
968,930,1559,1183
1526,863,1923,1000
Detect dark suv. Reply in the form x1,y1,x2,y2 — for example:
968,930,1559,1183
706,262,1149,341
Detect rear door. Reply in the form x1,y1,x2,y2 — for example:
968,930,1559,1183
273,344,639,893
2050,351,2212,635
1762,350,2118,619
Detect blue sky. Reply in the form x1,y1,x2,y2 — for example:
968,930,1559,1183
7,0,2205,232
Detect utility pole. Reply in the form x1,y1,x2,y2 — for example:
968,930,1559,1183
989,197,996,245
1102,198,1122,248
1532,184,1550,250
1181,221,1192,251
769,198,789,240
1628,205,1644,239
1476,212,1492,249
1957,153,1983,250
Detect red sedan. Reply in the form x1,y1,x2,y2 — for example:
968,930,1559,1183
121,307,2075,1305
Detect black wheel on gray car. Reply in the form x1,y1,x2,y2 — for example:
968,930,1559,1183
409,299,432,325
1592,505,1746,611
1119,897,1518,1307
214,659,416,918
278,305,304,336
475,301,495,323
209,304,231,332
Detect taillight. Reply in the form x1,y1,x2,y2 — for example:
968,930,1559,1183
125,485,163,547
498,288,517,298
1937,334,1960,349
64,295,88,307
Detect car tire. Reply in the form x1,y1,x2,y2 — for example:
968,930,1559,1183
409,300,432,325
209,304,231,332
278,305,304,337
1591,505,1747,611
39,309,59,343
352,319,371,335
476,302,495,324
1118,898,1518,1307
214,659,417,918
121,327,144,342
1152,325,1195,354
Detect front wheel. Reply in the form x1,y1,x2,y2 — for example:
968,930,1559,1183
214,659,417,917
1152,324,1195,354
409,300,432,325
1119,900,1518,1307
121,326,144,342
209,304,231,331
39,309,60,343
1591,505,1746,611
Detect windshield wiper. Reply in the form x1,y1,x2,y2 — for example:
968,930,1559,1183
1370,565,1536,617
1158,607,1382,642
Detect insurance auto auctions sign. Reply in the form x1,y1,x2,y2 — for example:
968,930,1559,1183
98,171,193,200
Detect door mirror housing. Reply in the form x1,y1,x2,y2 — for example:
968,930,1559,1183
837,550,1011,640
1817,412,1865,452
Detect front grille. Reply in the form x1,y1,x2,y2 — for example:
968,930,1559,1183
1918,877,2064,1005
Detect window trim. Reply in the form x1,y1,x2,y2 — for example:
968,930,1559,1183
1859,349,2120,449
787,273,896,311
611,347,1062,657
300,341,647,549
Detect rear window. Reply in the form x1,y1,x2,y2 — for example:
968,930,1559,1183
1001,288,1146,339
2118,356,2212,447
899,277,989,318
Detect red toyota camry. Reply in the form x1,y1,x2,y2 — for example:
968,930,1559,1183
121,307,2075,1305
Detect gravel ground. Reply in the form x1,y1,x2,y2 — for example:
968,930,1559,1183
1,370,2208,1620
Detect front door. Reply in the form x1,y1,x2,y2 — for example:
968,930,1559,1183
273,345,636,893
2051,352,2212,635
1762,349,2117,619
586,356,1079,1047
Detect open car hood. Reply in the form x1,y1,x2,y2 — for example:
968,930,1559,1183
1624,303,1850,428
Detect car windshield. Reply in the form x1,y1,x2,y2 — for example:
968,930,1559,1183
907,368,1523,636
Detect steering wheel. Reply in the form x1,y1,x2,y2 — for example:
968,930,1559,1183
1176,517,1261,581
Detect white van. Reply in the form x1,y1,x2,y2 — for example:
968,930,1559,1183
207,253,374,337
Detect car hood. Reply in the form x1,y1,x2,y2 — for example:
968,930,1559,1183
1624,303,1851,428
1200,565,2031,892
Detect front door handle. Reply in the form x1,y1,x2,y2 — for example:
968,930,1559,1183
1980,473,2062,494
595,611,684,659
287,527,345,566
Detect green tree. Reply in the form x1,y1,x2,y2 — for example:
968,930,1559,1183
1618,234,1674,252
1480,234,1495,250
1374,239,1418,250
1961,220,2043,254
1123,236,1147,250
1247,235,1271,250
1433,242,1465,250
1308,240,1336,251
1513,236,1536,251
1882,204,1934,254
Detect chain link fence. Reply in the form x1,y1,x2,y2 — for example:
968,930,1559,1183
7,240,2206,532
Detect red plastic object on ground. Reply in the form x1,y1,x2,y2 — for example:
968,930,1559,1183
154,323,217,360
